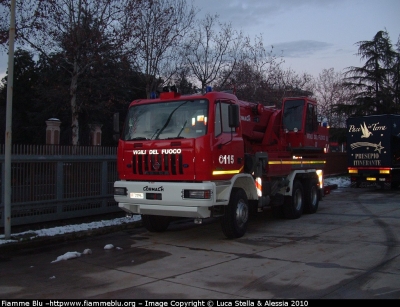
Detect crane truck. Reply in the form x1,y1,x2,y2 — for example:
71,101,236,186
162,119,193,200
347,114,400,189
114,87,330,238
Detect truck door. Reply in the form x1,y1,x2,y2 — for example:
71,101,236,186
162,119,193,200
212,100,244,180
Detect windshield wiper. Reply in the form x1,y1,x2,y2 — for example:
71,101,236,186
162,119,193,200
150,129,160,140
177,120,187,138
153,101,188,139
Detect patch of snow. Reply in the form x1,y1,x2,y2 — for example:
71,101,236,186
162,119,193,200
51,251,81,263
0,215,141,246
324,176,351,188
104,244,114,250
83,249,92,255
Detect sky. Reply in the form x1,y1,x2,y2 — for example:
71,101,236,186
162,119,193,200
190,0,400,78
0,0,399,81
0,176,351,247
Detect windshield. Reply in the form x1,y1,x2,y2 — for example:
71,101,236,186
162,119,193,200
122,99,209,140
282,99,305,131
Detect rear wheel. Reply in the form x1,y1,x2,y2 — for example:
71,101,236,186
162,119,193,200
283,180,304,219
221,188,249,239
141,215,170,232
304,180,319,214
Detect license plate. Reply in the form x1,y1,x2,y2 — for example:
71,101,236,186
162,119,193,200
130,192,144,199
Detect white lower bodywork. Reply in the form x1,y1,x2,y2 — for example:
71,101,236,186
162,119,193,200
114,173,258,218
114,169,323,218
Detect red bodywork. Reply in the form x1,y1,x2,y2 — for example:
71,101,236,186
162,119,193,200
117,92,329,182
238,97,329,177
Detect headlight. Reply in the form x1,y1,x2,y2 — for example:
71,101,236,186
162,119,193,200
183,189,212,199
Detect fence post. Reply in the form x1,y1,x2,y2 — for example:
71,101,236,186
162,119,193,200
89,124,103,146
46,119,61,145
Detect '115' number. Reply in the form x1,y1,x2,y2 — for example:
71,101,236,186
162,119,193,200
219,155,234,164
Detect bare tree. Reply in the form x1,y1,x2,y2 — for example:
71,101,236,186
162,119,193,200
0,0,141,145
131,0,195,98
314,68,353,128
263,66,314,107
220,36,283,103
216,35,315,107
183,13,246,92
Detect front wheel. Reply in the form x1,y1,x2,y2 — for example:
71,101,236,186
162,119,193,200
283,180,304,219
141,215,170,232
221,188,249,239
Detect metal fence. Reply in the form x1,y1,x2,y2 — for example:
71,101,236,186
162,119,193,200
0,145,119,227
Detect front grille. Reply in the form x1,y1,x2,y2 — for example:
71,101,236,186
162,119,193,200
132,154,183,175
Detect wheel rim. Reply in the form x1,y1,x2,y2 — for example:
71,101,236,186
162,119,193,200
294,189,303,211
235,199,248,228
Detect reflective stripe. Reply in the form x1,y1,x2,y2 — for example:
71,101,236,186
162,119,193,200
268,160,326,165
213,166,244,176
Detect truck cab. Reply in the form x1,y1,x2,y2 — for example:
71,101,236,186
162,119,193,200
282,97,329,152
116,90,244,183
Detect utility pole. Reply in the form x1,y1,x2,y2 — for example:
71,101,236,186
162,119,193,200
4,0,16,239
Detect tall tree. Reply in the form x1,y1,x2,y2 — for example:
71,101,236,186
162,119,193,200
340,30,399,115
215,36,282,104
265,67,314,107
0,0,141,145
215,38,314,107
131,0,195,98
173,67,195,95
183,13,246,92
34,52,71,144
393,35,400,109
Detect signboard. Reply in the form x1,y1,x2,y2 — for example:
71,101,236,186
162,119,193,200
347,115,400,167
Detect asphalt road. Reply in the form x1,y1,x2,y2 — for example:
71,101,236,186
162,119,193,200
1,186,400,299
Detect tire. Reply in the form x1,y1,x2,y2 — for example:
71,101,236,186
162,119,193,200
141,215,170,232
304,180,319,214
221,188,249,239
283,180,304,219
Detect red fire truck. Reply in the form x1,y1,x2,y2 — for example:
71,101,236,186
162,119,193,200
114,87,330,238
